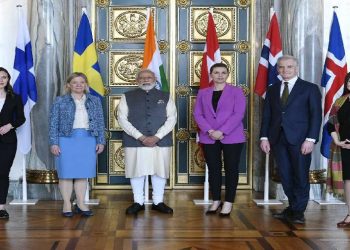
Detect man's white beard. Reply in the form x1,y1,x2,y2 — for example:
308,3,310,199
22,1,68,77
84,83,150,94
139,82,156,91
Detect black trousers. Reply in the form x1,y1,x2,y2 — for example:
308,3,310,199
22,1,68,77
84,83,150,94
202,141,244,202
0,141,17,204
341,148,350,180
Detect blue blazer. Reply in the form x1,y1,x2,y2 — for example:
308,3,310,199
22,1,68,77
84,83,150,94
49,93,106,145
260,78,322,145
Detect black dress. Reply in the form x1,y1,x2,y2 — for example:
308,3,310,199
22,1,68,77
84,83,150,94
327,98,350,180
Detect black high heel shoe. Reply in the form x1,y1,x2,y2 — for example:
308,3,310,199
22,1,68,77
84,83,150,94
205,202,223,215
219,211,231,217
337,214,350,228
74,204,93,217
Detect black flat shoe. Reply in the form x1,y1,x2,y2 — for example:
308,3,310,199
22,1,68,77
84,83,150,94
0,210,9,219
62,211,74,217
125,203,145,215
151,202,173,214
74,204,93,217
205,202,223,215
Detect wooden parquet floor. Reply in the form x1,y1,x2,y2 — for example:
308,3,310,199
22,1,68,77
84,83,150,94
0,190,350,250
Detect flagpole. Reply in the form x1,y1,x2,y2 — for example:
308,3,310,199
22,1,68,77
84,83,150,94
253,7,282,206
314,6,345,205
140,7,153,205
145,7,150,204
253,153,282,205
10,4,37,205
204,7,213,204
75,7,100,206
22,158,27,201
193,8,218,205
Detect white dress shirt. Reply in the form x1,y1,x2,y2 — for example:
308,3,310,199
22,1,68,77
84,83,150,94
72,94,89,129
0,97,5,112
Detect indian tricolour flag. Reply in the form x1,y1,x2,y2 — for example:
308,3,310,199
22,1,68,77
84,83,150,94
142,9,169,92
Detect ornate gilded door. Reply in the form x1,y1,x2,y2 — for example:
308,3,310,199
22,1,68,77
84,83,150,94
93,0,253,189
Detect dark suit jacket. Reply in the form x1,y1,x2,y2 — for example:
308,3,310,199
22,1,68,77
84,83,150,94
0,94,25,143
260,78,322,145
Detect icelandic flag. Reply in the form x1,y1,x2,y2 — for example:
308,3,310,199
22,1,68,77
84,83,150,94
73,12,105,97
320,12,347,158
142,9,169,92
13,9,38,155
199,11,221,89
254,13,283,97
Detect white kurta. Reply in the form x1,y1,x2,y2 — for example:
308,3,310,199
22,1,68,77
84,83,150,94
117,93,177,178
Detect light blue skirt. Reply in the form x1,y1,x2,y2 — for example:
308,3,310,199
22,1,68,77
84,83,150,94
56,129,97,179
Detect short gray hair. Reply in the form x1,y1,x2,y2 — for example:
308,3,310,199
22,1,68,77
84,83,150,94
277,55,299,66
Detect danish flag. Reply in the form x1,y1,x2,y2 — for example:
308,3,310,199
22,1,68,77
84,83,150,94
199,12,221,89
320,12,347,158
254,13,283,97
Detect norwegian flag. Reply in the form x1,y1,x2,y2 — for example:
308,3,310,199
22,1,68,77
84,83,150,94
320,12,347,158
199,12,221,89
254,13,283,97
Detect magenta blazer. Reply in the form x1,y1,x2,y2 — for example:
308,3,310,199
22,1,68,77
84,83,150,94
193,84,246,144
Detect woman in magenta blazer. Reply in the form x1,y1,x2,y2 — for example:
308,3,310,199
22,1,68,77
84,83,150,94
194,63,246,216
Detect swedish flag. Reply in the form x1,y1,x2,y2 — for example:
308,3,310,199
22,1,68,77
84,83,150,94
73,13,104,97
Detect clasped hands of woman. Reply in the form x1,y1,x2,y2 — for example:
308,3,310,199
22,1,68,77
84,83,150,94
334,139,350,149
0,123,13,135
207,130,224,140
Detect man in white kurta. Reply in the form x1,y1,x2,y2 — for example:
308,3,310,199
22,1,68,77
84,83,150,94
117,69,177,215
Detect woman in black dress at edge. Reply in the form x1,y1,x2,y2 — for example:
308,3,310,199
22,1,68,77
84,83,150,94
0,67,25,219
327,72,350,227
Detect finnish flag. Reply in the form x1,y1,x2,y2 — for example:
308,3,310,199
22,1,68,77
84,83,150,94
12,8,38,154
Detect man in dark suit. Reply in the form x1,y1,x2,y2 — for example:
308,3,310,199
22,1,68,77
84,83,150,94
260,55,322,224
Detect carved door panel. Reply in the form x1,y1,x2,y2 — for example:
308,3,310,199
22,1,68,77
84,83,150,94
94,0,253,189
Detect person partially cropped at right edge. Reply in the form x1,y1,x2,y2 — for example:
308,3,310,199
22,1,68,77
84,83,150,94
327,72,350,228
260,55,322,224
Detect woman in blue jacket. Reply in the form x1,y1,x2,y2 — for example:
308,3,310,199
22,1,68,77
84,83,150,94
49,72,105,217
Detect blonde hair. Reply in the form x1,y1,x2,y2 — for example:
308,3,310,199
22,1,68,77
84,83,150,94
65,72,90,94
